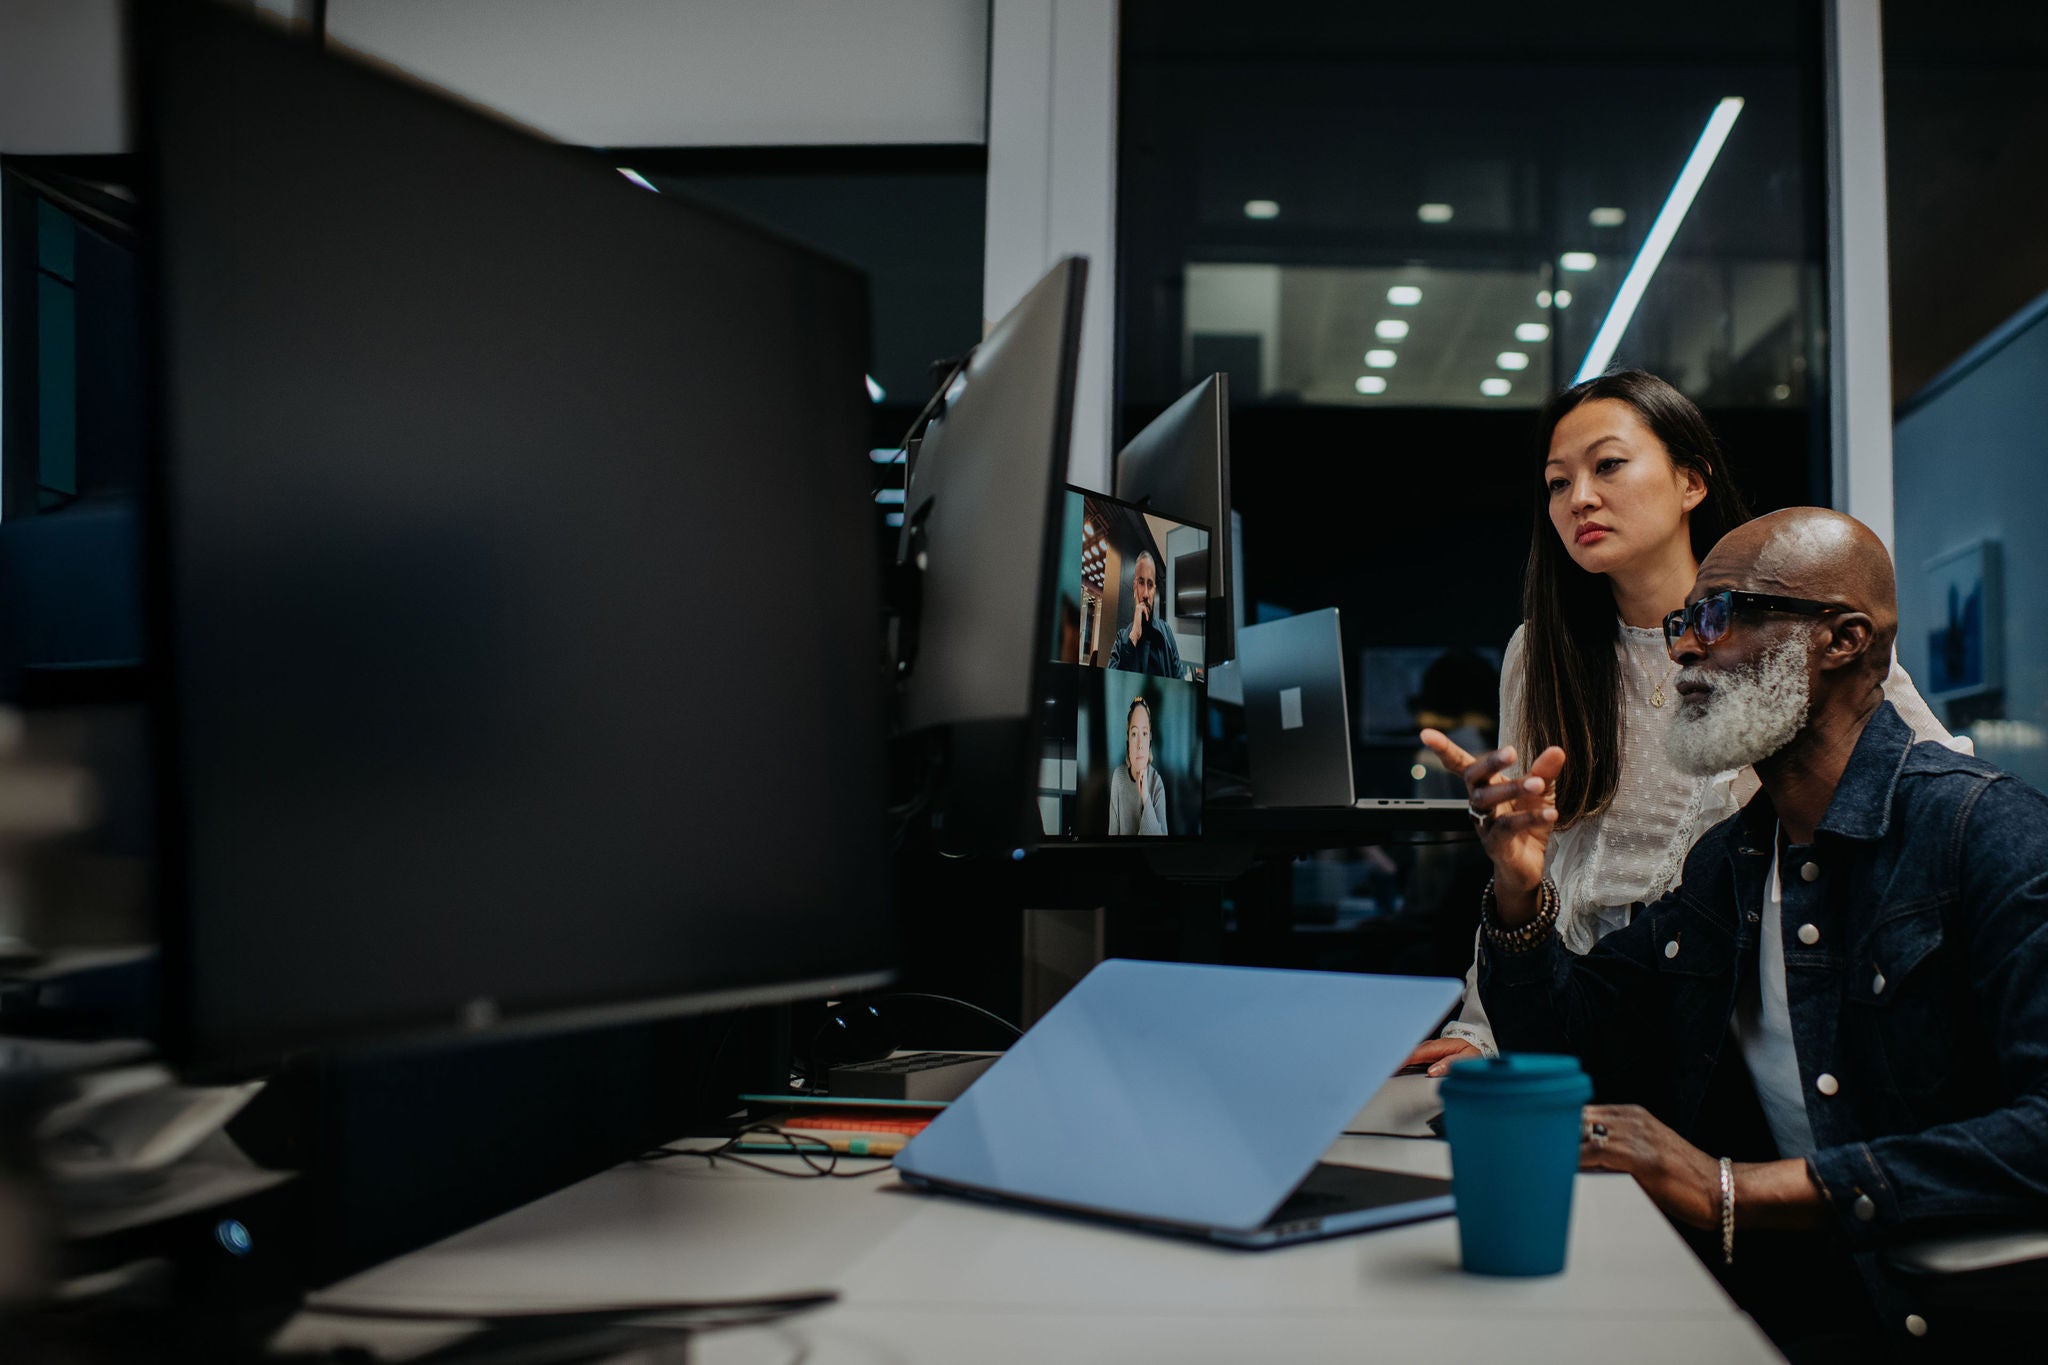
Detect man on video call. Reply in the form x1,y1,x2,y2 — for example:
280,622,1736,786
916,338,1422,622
1106,551,1184,679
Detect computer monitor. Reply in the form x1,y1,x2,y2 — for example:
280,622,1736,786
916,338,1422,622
141,3,895,1073
1037,487,1208,841
1114,373,1234,662
893,258,1087,854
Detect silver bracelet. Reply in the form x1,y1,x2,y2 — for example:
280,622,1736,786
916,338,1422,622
1719,1157,1735,1265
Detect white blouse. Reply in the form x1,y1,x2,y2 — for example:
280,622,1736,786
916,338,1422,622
1440,621,1966,1057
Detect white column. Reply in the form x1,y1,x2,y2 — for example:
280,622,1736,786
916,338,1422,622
1826,0,1895,550
984,0,1119,492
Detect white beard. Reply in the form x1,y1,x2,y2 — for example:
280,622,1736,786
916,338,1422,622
1663,633,1813,777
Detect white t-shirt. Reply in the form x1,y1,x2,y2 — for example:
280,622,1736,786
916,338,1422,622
1733,842,1816,1158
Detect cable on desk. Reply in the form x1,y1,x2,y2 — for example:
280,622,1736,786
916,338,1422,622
864,991,1023,1038
642,1124,901,1179
301,1290,840,1324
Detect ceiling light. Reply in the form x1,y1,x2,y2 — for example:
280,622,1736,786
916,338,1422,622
1354,375,1388,395
1417,203,1454,224
1375,319,1410,340
1244,199,1280,220
870,447,907,463
1365,349,1398,369
616,168,659,192
1386,285,1423,306
1589,207,1627,227
874,488,906,505
1536,290,1553,308
866,375,886,402
1480,378,1513,398
885,511,904,528
1576,97,1744,383
1554,289,1573,308
1496,352,1530,371
1560,252,1599,272
1515,323,1551,343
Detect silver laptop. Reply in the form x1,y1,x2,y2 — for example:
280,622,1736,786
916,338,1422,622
893,959,1461,1247
1237,607,1468,814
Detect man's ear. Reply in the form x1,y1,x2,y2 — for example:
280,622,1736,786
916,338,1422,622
1817,613,1876,674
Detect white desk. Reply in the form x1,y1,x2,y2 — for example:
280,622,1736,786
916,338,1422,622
281,1134,1782,1363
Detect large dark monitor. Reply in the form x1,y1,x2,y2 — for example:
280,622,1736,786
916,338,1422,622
1114,373,1233,662
894,258,1086,855
141,3,894,1073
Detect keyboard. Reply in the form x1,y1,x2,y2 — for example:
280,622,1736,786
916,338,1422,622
828,1050,1000,1102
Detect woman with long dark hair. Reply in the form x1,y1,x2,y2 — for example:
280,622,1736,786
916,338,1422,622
1405,371,1960,1073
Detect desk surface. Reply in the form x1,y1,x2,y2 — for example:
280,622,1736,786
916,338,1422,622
283,1134,1781,1363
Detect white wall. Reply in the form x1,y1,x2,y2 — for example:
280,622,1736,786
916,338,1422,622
328,0,987,147
0,0,126,155
0,0,988,153
983,0,1118,493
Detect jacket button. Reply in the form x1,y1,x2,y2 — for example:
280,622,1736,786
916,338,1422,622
1905,1314,1928,1337
1816,1073,1840,1096
1664,940,1680,959
1798,923,1820,946
1873,972,1886,995
1800,862,1820,882
1853,1194,1876,1221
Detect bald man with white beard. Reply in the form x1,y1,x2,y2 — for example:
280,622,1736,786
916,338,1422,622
1427,509,2048,1357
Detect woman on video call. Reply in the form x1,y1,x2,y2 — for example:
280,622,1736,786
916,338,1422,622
1108,695,1169,836
1404,370,1962,1074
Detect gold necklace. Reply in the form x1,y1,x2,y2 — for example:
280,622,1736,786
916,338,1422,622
1631,637,1677,708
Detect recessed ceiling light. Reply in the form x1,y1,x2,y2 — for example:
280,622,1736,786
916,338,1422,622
1536,290,1553,308
1560,252,1599,272
1244,199,1281,220
1554,290,1573,308
1515,323,1551,343
885,511,904,528
1480,377,1513,397
866,375,886,402
1386,285,1423,306
1365,349,1398,368
1375,319,1410,340
1496,352,1530,371
1417,203,1454,224
1354,375,1388,395
1589,207,1627,227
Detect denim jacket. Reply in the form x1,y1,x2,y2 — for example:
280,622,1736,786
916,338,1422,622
1480,702,2048,1333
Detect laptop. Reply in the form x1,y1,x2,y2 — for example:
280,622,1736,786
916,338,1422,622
893,959,1463,1247
1237,607,1467,815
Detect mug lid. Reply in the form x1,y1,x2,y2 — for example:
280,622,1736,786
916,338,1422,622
1437,1052,1592,1101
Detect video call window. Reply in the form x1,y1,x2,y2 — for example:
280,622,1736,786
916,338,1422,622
1039,487,1206,840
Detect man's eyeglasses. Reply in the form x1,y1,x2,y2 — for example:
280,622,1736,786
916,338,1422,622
1662,590,1851,650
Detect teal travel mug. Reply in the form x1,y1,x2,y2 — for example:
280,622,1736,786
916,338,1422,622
1437,1053,1592,1276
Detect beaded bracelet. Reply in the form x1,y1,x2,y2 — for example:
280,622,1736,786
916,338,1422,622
1720,1157,1736,1265
1480,876,1560,954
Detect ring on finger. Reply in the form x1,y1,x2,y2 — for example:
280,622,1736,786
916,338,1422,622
1584,1121,1610,1148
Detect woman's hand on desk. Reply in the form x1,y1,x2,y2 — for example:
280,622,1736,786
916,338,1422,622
1403,1037,1482,1078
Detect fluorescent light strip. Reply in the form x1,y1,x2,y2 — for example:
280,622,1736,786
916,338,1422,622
1575,97,1744,383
